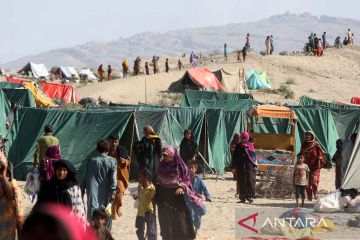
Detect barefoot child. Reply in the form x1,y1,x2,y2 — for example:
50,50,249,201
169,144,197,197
187,160,211,234
135,169,157,240
293,153,310,207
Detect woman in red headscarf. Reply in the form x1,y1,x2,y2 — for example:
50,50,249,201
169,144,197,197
231,132,257,204
300,131,324,201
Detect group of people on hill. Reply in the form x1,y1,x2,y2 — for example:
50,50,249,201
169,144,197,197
97,56,186,80
265,35,274,55
97,64,112,82
307,28,355,56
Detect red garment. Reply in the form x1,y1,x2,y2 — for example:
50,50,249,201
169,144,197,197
306,169,320,201
300,141,324,171
300,138,324,201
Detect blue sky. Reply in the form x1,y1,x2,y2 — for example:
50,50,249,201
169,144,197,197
1,0,359,63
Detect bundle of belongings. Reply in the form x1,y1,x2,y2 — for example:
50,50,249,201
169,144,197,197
260,208,335,238
314,189,358,213
256,149,292,165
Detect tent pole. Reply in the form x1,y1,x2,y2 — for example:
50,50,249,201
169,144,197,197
144,78,147,103
197,152,215,175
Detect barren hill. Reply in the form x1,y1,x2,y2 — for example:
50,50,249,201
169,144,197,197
76,46,360,105
3,12,360,69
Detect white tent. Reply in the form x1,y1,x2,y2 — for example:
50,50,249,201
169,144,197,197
215,68,249,93
79,69,97,80
59,66,79,78
341,134,360,189
18,62,49,79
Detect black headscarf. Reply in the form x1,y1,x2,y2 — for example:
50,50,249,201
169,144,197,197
37,160,78,207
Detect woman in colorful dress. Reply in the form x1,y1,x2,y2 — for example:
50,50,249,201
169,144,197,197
300,131,324,201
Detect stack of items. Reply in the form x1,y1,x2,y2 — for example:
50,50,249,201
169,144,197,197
256,149,292,165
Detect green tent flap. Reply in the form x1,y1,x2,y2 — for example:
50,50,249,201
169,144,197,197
2,89,36,108
299,96,360,109
292,108,339,156
197,99,258,112
0,82,22,89
0,91,10,145
180,89,253,107
8,108,133,180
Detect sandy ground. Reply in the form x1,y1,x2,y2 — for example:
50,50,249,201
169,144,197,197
76,46,360,105
19,169,360,240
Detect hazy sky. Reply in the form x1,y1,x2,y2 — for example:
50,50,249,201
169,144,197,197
1,0,359,63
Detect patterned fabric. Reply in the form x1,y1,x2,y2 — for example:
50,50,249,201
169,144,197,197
67,185,87,227
0,179,23,240
293,164,310,186
157,146,204,211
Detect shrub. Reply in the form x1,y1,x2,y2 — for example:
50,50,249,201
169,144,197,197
259,51,267,56
277,84,295,99
285,79,296,85
309,89,315,93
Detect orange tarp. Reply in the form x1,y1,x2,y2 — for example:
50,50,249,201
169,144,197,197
188,68,224,91
40,82,78,103
248,105,297,120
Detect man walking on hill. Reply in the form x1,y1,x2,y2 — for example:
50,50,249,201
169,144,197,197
224,43,228,60
245,33,250,51
107,65,112,80
348,29,353,44
97,64,105,82
165,58,170,73
190,51,196,68
265,36,271,55
322,32,327,49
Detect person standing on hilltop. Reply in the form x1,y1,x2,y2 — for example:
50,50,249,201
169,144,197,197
97,64,105,82
313,34,319,53
316,39,323,57
177,59,184,71
270,35,274,54
107,65,112,80
348,29,352,45
224,43,228,60
241,45,247,62
165,58,170,73
265,36,271,55
190,51,197,68
122,60,129,77
145,62,150,75
322,32,327,49
245,33,250,51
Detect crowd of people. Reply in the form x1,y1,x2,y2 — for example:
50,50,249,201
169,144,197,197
307,29,355,56
0,118,358,239
0,125,214,240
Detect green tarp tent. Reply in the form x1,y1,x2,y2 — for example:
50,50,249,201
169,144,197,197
299,96,360,109
8,108,133,179
2,89,36,108
181,89,253,108
342,134,360,189
0,91,10,145
299,96,360,139
0,82,22,89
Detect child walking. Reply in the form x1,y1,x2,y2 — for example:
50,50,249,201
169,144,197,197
187,160,211,234
92,208,115,240
135,169,157,240
293,153,310,207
